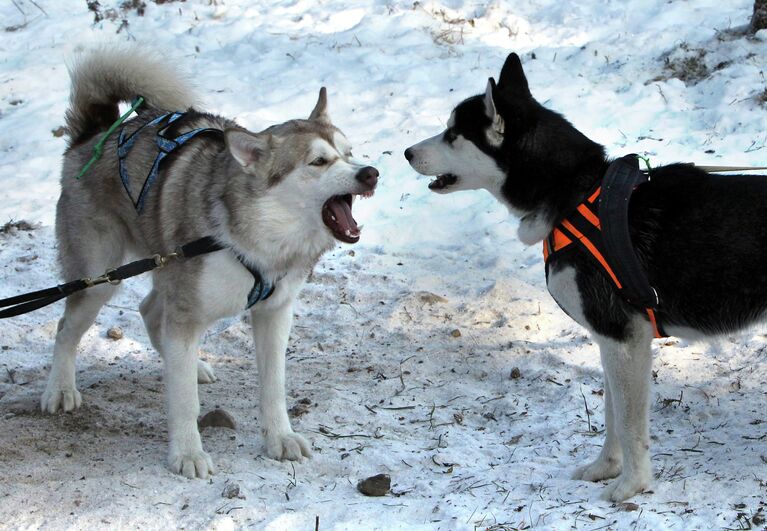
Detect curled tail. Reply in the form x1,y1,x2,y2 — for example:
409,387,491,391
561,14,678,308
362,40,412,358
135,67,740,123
65,46,198,146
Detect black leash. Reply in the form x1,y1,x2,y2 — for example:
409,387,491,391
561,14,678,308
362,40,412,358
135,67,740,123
0,236,223,319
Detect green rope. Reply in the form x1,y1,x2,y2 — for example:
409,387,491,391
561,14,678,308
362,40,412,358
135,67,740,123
75,96,144,179
636,154,652,172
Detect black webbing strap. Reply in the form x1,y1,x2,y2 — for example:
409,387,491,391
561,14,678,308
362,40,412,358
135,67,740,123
0,236,224,319
599,155,659,309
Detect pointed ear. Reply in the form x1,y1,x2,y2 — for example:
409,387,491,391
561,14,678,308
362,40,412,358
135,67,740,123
308,87,330,122
484,78,504,139
484,78,498,119
497,53,530,95
225,129,270,167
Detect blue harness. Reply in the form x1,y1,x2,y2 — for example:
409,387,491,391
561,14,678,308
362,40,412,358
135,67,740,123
117,110,274,309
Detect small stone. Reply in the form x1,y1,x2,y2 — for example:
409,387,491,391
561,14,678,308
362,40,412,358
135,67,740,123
199,408,236,430
357,474,391,497
221,483,244,499
106,327,123,340
52,126,66,137
618,502,640,512
510,367,521,379
288,398,312,418
417,291,448,304
450,329,461,338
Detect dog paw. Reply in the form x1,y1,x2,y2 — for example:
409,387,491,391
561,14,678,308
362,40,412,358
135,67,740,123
265,431,312,461
197,360,217,384
40,385,82,413
572,455,622,482
601,473,649,502
168,448,216,479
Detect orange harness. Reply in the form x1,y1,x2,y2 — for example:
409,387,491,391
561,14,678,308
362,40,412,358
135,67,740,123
542,157,666,338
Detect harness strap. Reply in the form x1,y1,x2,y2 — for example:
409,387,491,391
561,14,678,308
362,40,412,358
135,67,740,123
237,258,275,309
600,155,658,308
118,112,222,212
543,156,667,339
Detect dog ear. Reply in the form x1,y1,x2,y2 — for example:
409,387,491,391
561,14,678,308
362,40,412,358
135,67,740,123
497,53,530,95
484,78,505,142
225,129,270,167
309,87,330,123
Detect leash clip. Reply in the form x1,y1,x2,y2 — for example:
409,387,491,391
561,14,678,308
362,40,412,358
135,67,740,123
93,269,121,286
84,269,121,287
153,252,179,268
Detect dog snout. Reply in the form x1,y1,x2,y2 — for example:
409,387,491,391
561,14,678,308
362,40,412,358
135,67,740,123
404,148,414,162
355,166,379,188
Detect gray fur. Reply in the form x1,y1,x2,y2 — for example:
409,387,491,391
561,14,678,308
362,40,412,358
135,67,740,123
45,47,376,478
65,46,198,145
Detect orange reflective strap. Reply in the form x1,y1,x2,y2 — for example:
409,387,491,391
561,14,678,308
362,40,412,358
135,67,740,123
560,219,623,289
588,186,601,204
552,228,572,251
646,308,664,338
543,238,550,261
577,204,601,228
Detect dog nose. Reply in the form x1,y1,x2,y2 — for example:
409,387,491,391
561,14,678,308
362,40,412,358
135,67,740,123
404,148,414,161
356,166,379,187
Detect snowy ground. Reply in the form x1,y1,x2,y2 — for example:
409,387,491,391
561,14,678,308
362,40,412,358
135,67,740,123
1,0,767,529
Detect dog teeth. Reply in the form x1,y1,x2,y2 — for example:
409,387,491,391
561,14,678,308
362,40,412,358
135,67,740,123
331,215,336,221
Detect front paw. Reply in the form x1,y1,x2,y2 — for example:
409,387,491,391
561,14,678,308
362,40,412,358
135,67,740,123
601,471,650,502
40,384,82,413
265,430,312,461
572,455,622,482
197,360,217,384
168,448,216,479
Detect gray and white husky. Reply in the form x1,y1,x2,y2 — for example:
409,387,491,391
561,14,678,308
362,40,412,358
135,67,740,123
45,47,377,478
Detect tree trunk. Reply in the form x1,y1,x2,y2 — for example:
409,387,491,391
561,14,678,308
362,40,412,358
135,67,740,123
753,0,767,33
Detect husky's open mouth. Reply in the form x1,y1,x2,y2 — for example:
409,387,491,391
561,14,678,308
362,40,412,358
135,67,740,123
428,173,458,191
322,194,360,243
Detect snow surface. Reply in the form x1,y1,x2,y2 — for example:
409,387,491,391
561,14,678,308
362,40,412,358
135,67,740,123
1,0,767,529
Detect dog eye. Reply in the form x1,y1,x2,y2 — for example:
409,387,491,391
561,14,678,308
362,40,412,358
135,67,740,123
444,129,457,144
309,157,328,166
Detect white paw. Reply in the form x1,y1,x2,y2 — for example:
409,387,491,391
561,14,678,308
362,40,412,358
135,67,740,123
572,455,622,482
265,430,312,461
197,360,217,384
40,385,82,413
601,472,650,502
168,448,216,479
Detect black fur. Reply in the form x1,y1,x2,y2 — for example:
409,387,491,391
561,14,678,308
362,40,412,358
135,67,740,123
454,53,767,341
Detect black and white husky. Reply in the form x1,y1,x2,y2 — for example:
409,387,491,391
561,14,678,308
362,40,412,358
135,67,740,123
46,47,377,478
406,52,767,501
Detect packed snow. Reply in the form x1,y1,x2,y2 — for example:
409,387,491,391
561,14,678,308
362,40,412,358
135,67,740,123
1,0,766,529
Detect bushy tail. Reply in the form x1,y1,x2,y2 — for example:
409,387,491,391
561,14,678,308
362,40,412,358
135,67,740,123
65,46,198,145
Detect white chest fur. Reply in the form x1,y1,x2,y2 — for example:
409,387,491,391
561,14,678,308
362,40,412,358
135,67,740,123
546,265,592,333
195,251,304,321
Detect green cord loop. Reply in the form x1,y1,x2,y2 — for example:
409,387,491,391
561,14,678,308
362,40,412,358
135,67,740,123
75,96,144,179
636,154,652,172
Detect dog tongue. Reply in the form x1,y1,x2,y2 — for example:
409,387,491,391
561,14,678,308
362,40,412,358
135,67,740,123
322,196,360,243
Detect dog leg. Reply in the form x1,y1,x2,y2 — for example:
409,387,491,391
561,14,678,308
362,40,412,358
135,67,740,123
140,288,163,351
44,204,126,414
595,331,653,501
159,313,214,479
140,289,216,385
251,301,311,461
41,285,117,413
572,350,622,481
